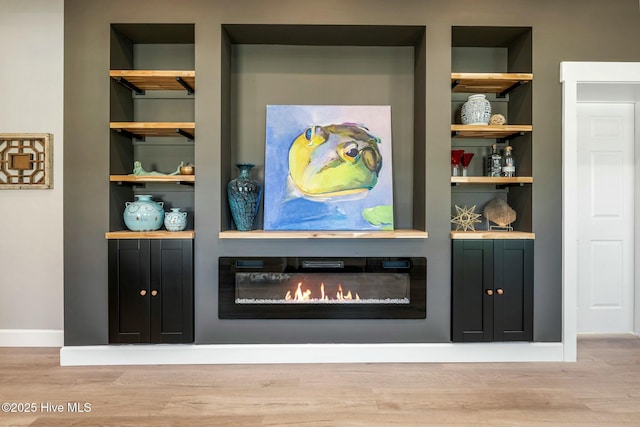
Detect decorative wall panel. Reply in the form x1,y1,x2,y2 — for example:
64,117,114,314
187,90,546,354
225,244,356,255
0,133,53,189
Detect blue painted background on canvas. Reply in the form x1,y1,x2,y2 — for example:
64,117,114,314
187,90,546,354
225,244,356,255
264,105,394,231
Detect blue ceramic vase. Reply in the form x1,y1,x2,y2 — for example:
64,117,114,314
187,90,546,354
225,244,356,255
227,163,262,231
123,194,165,231
164,208,188,232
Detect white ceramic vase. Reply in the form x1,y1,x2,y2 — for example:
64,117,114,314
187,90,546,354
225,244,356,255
461,94,491,125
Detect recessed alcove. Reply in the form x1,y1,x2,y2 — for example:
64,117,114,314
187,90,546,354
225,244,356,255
220,24,427,236
109,24,196,233
450,26,533,234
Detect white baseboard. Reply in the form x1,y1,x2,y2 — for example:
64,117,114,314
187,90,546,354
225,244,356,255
60,342,565,366
0,329,63,347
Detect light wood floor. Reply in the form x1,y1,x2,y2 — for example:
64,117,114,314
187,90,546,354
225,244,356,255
0,335,639,427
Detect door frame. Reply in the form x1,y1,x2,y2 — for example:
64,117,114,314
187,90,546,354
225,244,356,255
561,62,640,361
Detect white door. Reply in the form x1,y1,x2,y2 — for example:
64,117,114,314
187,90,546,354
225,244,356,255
577,103,635,333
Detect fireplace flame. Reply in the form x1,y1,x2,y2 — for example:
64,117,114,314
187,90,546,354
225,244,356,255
289,282,311,301
336,284,360,300
285,282,359,302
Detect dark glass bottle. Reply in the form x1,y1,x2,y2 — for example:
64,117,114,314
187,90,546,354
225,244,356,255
489,144,502,177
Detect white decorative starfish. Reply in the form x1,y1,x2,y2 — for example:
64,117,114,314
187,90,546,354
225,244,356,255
451,204,482,231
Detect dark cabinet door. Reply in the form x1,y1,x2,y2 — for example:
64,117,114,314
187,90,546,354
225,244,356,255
452,239,533,342
149,239,193,343
109,239,193,344
493,239,533,341
452,240,494,342
109,239,151,343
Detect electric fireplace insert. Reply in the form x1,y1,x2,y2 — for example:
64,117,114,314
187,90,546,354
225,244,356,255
218,257,426,319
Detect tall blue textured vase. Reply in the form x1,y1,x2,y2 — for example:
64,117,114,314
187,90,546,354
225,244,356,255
227,163,262,231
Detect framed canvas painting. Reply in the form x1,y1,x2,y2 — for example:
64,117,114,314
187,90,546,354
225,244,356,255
264,105,394,231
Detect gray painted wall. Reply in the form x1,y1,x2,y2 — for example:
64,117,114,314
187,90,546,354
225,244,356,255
63,0,640,345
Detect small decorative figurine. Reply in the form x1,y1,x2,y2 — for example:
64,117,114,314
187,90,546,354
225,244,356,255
489,113,506,125
179,163,195,175
132,160,183,176
484,198,516,231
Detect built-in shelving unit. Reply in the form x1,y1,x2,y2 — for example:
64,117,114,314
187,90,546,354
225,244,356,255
449,27,535,343
219,229,429,239
106,24,196,345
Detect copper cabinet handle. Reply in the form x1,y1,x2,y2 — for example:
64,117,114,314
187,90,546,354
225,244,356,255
151,290,158,297
139,290,147,296
496,288,504,295
486,289,494,296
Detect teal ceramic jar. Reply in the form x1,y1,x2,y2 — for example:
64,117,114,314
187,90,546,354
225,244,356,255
164,208,188,232
123,194,165,231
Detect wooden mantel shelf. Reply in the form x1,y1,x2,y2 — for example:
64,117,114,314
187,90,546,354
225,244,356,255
110,70,195,92
219,229,428,239
451,231,535,240
451,124,532,139
106,230,195,239
451,72,532,94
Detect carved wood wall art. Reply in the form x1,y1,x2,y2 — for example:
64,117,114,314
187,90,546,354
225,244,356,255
0,133,53,189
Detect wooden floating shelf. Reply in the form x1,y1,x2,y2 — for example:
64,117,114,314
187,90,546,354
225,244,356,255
110,70,195,92
106,230,195,240
451,176,533,185
451,124,532,139
110,122,195,139
218,229,429,239
451,231,535,240
451,72,532,94
110,175,195,183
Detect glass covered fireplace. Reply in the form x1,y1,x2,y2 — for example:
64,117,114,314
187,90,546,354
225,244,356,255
218,257,426,319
